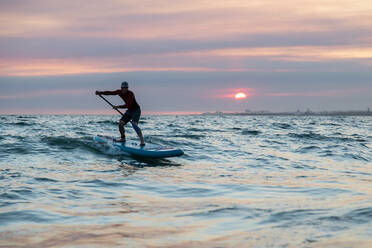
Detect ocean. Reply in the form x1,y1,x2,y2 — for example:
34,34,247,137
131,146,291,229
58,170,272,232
0,114,371,247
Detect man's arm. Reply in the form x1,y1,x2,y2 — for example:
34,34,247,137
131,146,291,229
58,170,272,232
95,90,121,95
115,104,126,109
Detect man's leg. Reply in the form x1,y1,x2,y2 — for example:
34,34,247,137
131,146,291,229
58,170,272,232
119,111,132,142
131,121,145,145
119,120,126,141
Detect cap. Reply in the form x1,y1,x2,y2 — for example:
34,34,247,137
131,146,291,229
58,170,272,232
121,81,129,88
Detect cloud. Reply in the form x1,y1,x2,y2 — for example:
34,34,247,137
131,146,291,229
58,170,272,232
1,44,371,76
0,0,371,113
1,0,371,77
265,88,364,97
0,89,90,99
190,46,372,62
2,0,371,40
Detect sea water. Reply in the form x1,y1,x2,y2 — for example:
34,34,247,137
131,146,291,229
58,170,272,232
0,114,371,247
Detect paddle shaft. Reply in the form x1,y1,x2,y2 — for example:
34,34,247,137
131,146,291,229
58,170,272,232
98,94,125,117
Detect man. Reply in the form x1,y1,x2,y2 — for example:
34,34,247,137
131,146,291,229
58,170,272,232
96,81,145,146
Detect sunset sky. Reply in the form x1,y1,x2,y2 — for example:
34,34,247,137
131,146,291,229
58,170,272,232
1,0,371,114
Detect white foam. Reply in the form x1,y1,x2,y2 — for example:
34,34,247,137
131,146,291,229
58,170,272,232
92,138,127,156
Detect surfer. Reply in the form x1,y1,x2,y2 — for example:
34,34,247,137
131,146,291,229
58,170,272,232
95,81,145,146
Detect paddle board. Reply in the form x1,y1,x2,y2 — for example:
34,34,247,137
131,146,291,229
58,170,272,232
93,135,184,158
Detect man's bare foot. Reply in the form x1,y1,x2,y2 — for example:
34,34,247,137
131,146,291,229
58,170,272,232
114,137,126,142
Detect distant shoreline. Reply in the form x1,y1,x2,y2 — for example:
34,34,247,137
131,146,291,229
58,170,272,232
202,110,372,116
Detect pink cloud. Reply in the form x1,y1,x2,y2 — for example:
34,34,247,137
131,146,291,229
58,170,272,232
0,57,278,76
266,88,363,97
0,89,91,99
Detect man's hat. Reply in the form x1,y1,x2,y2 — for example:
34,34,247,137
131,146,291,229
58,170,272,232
121,81,129,88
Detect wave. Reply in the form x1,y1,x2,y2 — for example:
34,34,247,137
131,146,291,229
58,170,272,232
319,207,372,225
16,116,37,119
272,123,293,129
79,179,129,188
174,134,205,140
186,127,211,132
96,120,118,125
344,153,369,161
242,129,261,135
0,144,31,155
40,135,145,158
320,122,341,126
39,135,112,157
41,136,86,150
231,127,242,130
0,210,64,224
295,145,321,153
89,138,127,156
0,192,21,201
179,206,251,218
144,136,187,147
34,177,59,183
289,132,328,140
351,134,367,142
13,121,34,126
288,132,364,143
2,121,35,126
261,209,325,226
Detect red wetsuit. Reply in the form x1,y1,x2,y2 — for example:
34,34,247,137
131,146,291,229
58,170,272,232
100,90,140,112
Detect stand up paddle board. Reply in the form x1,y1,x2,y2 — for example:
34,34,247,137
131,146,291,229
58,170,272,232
94,135,184,158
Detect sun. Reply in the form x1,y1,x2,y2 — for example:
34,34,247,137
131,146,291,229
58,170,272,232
234,92,247,100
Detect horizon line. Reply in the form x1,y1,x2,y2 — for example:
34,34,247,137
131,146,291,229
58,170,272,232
0,109,370,116
0,110,204,116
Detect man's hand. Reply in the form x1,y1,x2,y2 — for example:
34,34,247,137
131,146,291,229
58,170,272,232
95,91,101,95
113,105,118,109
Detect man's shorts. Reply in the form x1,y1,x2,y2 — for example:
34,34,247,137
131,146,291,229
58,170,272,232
120,108,141,124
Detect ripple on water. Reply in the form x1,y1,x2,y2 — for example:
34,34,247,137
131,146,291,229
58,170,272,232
317,207,372,230
288,132,329,141
0,192,21,201
41,136,85,150
261,209,326,226
272,123,293,129
179,206,270,220
344,153,369,162
241,129,261,135
34,177,59,183
0,115,371,247
95,120,117,125
0,210,65,225
295,145,321,153
79,179,130,188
